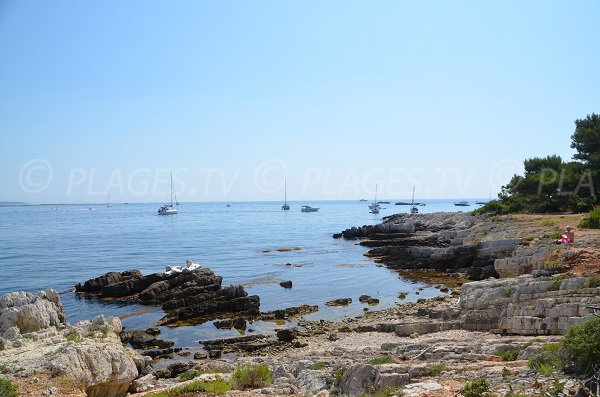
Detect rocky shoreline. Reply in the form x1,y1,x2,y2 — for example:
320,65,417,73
2,212,600,396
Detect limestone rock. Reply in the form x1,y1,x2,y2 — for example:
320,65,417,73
0,289,64,339
295,370,329,394
49,343,139,397
128,374,157,393
460,275,600,335
339,364,377,396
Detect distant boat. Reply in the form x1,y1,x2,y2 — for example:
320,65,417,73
301,206,319,212
282,178,290,211
359,199,368,202
368,184,380,211
410,185,418,214
106,194,112,208
395,202,412,205
158,172,178,215
454,201,470,207
370,206,380,214
378,201,390,204
475,201,486,205
226,204,231,207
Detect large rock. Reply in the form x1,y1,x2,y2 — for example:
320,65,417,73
460,275,600,335
339,364,377,396
336,213,525,280
49,344,139,397
76,265,260,326
0,289,64,339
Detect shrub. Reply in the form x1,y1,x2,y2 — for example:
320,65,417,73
471,200,512,216
546,232,563,240
65,332,83,343
580,206,600,229
528,342,564,376
178,370,203,381
581,276,600,289
548,280,562,291
335,366,347,383
460,378,490,397
311,362,325,370
0,379,18,397
145,376,230,397
232,364,271,389
494,347,521,361
424,362,447,376
561,316,600,375
368,356,395,365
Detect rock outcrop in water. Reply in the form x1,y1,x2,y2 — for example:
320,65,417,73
336,212,554,280
75,263,261,325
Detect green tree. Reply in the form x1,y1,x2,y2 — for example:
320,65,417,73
571,113,600,167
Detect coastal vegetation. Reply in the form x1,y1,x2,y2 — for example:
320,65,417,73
0,379,18,397
561,316,600,375
474,114,600,216
145,376,231,397
231,363,272,389
460,378,491,397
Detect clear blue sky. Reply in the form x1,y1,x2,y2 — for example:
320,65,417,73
1,0,599,203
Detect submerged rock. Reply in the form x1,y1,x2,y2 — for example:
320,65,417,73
257,304,319,321
280,280,293,289
325,298,352,307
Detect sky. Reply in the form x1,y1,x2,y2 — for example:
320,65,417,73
1,0,599,203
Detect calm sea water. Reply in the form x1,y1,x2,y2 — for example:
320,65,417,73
0,199,479,347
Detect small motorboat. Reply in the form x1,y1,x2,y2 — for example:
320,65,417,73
370,207,380,214
454,201,471,207
301,206,319,212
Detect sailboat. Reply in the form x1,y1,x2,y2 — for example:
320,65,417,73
368,184,380,212
410,185,419,214
158,172,178,215
106,194,112,208
282,178,290,210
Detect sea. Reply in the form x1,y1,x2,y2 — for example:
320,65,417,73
0,199,481,350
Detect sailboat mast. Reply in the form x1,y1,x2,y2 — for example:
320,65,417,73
170,171,174,206
411,185,415,205
375,184,378,203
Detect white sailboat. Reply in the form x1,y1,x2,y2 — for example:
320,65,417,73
158,172,178,215
368,184,380,211
410,185,418,214
282,178,290,210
